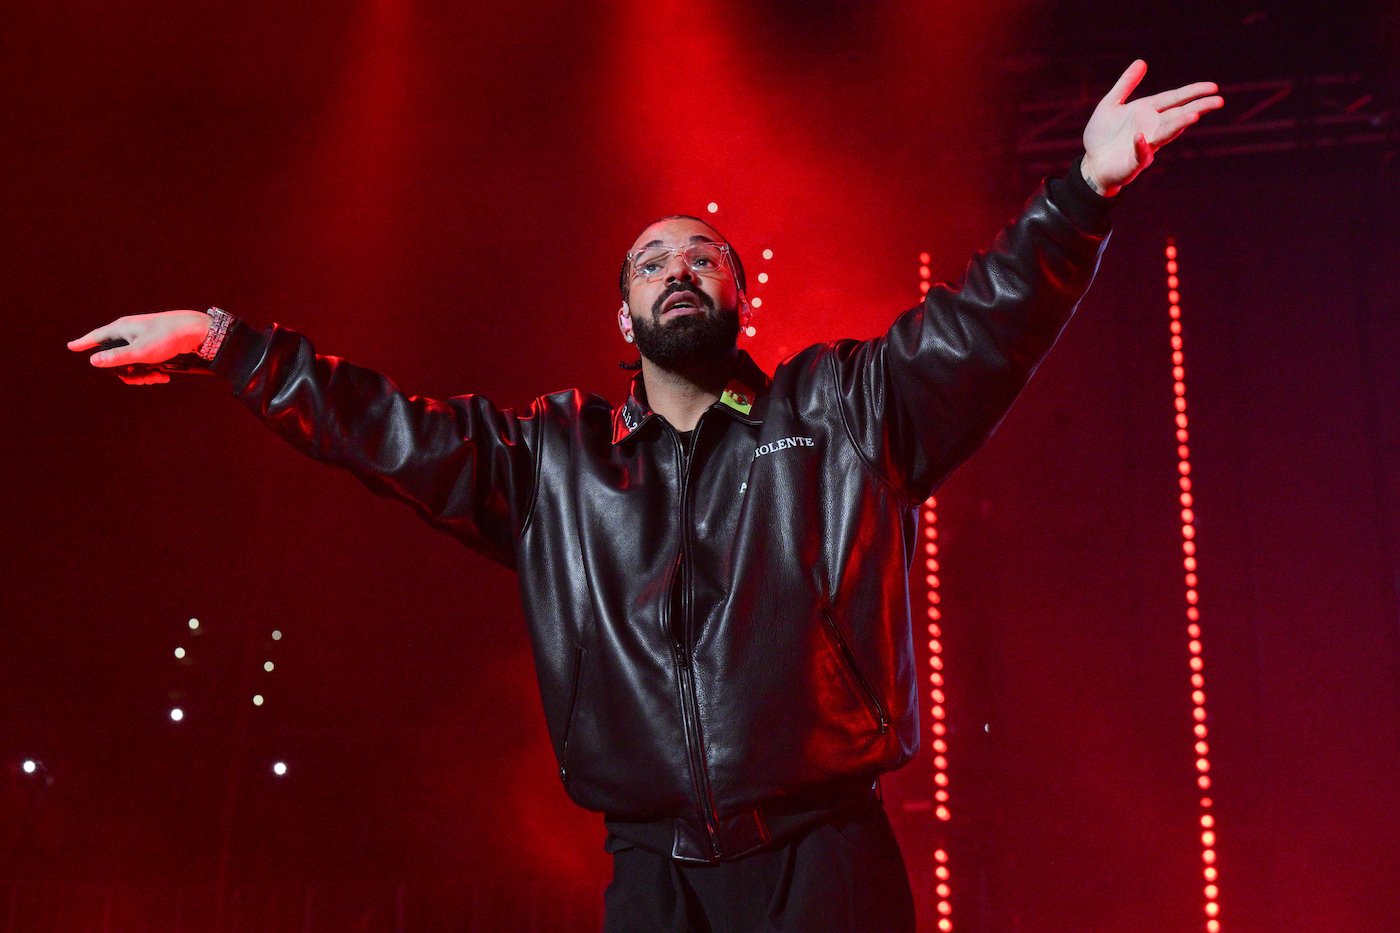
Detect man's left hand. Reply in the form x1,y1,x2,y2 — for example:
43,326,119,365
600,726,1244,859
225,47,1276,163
1081,60,1224,197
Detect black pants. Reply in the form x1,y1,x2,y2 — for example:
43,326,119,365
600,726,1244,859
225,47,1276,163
601,802,916,933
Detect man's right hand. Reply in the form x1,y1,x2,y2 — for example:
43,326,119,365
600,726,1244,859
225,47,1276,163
66,310,212,385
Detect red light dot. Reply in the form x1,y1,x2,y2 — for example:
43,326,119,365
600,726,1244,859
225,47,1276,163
1205,882,1218,897
926,574,940,587
932,705,946,719
933,721,946,736
1173,351,1185,365
1180,477,1193,491
1178,443,1192,459
1192,673,1205,688
1173,365,1185,380
1202,848,1216,864
936,805,951,821
931,689,946,704
927,558,940,572
1198,774,1212,789
1172,335,1183,350
1176,413,1189,428
1166,245,1178,259
919,265,931,277
1202,830,1216,846
938,918,953,931
1175,382,1187,397
1170,319,1182,334
938,902,953,916
1167,259,1179,273
1183,540,1197,555
937,883,951,898
919,252,931,264
1168,275,1180,289
935,849,948,863
1204,866,1217,881
1187,623,1201,637
1208,919,1221,932
1193,706,1207,721
1185,573,1198,586
1175,397,1188,412
1187,607,1201,621
933,739,947,753
1189,640,1203,654
925,542,937,555
936,865,949,880
1190,657,1205,672
1202,813,1214,827
1177,429,1190,443
1196,741,1209,755
928,608,942,621
1169,290,1181,304
1193,690,1207,705
920,282,931,294
1195,724,1208,738
935,789,949,802
1205,902,1220,918
1182,509,1195,524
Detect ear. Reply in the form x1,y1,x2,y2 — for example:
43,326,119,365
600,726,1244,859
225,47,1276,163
618,302,635,343
738,295,752,330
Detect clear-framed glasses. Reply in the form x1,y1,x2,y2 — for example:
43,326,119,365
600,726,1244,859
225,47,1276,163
627,242,732,282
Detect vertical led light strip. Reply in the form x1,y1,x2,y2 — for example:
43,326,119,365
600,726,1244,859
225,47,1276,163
919,251,955,932
1165,238,1221,933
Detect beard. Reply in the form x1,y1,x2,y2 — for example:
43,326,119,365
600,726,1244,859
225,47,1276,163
632,285,739,371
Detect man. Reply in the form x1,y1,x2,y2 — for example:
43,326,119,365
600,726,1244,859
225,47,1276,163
68,61,1221,932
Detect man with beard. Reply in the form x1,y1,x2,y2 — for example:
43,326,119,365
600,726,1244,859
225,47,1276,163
69,61,1220,933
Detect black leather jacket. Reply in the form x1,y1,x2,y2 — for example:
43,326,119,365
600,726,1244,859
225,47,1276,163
209,164,1112,863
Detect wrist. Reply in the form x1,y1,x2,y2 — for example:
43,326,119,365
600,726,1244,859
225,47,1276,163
195,307,232,361
1080,154,1121,198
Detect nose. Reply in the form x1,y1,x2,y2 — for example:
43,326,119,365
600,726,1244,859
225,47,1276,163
664,252,697,285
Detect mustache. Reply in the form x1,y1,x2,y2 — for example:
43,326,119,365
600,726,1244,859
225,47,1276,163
651,282,716,319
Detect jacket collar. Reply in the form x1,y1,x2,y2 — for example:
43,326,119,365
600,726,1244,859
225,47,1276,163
611,349,770,445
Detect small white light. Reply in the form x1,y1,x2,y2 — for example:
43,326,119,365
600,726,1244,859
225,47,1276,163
706,201,718,214
174,647,186,660
272,761,287,776
170,708,184,722
750,297,762,309
253,695,265,707
271,630,282,641
263,661,275,673
188,619,200,631
983,722,991,733
744,326,756,338
762,248,773,260
757,272,769,284
22,760,37,774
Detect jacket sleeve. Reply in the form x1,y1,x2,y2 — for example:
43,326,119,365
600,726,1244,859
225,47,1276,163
831,159,1114,503
208,318,539,569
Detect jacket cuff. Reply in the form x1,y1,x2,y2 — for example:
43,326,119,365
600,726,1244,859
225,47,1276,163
208,316,271,391
1046,155,1115,236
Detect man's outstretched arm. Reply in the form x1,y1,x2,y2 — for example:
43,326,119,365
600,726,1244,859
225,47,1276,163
836,60,1222,503
67,311,540,568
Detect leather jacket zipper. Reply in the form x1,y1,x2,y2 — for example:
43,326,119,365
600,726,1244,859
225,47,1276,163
669,421,723,858
820,607,890,734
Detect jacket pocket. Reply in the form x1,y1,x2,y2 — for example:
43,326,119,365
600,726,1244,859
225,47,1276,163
819,608,890,734
558,645,586,784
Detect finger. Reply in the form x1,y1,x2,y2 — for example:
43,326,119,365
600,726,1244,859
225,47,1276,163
67,320,125,352
117,367,169,386
90,345,143,368
1135,132,1154,165
1150,103,1215,147
1145,81,1221,113
1104,59,1147,105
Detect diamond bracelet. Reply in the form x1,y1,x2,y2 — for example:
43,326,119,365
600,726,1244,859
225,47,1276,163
196,307,232,361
